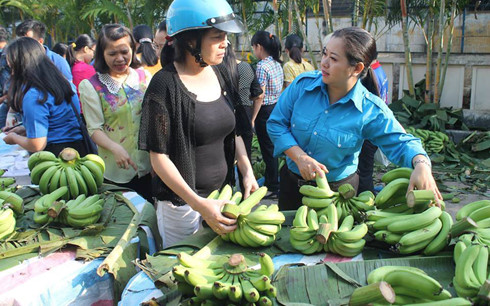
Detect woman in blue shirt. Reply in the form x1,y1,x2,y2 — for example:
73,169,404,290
267,27,441,210
2,37,85,156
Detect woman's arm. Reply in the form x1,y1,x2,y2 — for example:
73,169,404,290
150,151,236,234
284,145,328,181
235,136,258,198
79,80,136,170
250,86,265,128
3,131,47,152
408,154,442,203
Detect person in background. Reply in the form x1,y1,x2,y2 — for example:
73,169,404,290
133,24,160,75
139,0,257,247
2,37,86,155
0,26,9,129
65,34,96,98
267,27,441,211
250,30,283,198
79,24,152,201
283,34,314,88
153,20,167,60
52,42,68,59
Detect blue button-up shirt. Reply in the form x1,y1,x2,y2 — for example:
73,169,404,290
45,46,73,82
267,71,426,182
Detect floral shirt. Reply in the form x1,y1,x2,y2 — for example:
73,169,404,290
79,68,151,183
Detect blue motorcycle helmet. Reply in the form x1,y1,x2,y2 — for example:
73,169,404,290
166,0,244,36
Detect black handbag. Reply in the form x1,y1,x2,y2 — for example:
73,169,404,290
69,100,98,155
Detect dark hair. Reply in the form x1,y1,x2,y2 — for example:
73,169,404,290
221,42,238,92
331,27,380,97
133,24,158,67
285,34,303,64
0,27,8,43
65,34,96,67
161,28,210,67
157,20,167,33
15,20,46,40
52,43,68,58
6,37,74,112
93,24,141,74
251,31,282,64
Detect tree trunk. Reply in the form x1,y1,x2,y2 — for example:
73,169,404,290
362,0,373,29
240,0,251,52
353,0,360,27
400,0,415,96
434,0,445,104
293,0,318,69
288,0,293,33
322,0,333,33
312,1,326,50
438,0,457,101
273,0,281,39
425,1,436,103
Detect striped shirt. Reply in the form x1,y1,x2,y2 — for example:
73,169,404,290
256,56,283,105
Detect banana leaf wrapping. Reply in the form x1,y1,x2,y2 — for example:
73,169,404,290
0,185,158,299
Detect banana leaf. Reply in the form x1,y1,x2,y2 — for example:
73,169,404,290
273,255,456,306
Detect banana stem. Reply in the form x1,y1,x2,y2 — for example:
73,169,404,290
316,223,332,244
58,147,80,162
450,217,478,237
476,279,490,304
349,281,395,306
338,183,356,200
406,190,435,208
47,200,65,218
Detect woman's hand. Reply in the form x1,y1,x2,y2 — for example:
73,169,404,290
2,132,19,145
242,171,259,199
111,144,137,170
3,125,26,136
196,197,237,235
296,154,329,181
407,159,443,206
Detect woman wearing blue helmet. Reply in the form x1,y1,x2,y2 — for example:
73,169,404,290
139,0,258,248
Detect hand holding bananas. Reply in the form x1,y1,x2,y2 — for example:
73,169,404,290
216,185,285,247
291,150,328,182
28,148,105,198
409,154,443,207
173,252,277,304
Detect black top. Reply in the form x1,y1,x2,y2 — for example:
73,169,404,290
138,63,251,205
237,61,263,107
195,95,235,197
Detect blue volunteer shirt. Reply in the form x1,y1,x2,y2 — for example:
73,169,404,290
44,46,73,82
267,71,426,182
23,87,82,144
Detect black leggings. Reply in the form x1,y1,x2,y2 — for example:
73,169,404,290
278,164,359,211
105,173,153,203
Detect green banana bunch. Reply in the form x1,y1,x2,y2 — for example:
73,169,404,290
0,190,24,214
367,265,452,304
0,208,16,239
326,213,367,257
173,252,278,304
375,178,410,209
453,244,484,298
28,148,105,199
0,176,16,192
216,185,284,248
406,127,449,155
289,206,323,254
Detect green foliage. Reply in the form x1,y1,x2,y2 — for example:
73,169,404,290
389,79,467,132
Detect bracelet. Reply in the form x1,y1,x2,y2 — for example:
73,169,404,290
413,158,432,169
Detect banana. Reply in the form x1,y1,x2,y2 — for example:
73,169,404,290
455,244,481,290
246,210,285,225
453,240,467,263
300,185,335,199
326,203,338,231
258,296,273,306
28,151,57,171
38,165,60,195
239,275,260,303
0,208,14,230
371,214,408,231
246,272,271,291
456,200,490,221
473,245,488,285
246,221,280,236
79,164,98,195
183,269,222,287
404,297,471,306
35,186,69,213
258,253,274,277
82,154,105,173
47,167,62,194
71,169,87,196
241,223,274,246
33,211,51,224
194,283,214,299
387,206,442,233
423,211,453,255
0,216,15,239
366,209,412,221
334,223,368,242
329,236,365,257
66,194,87,211
64,166,79,198
83,160,104,187
382,269,444,297
212,275,232,300
468,205,490,223
293,205,308,227
302,196,334,209
375,178,410,208
68,200,104,219
398,218,442,247
217,184,233,201
31,161,58,185
396,237,432,254
0,191,23,214
235,225,260,248
289,227,316,241
228,279,243,303
0,177,15,190
66,214,100,227
306,208,319,231
381,167,413,184
367,266,427,284
290,237,316,253
338,215,354,232
266,204,279,212
177,252,224,270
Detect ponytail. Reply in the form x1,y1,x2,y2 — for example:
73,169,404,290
361,66,381,97
251,31,282,64
138,38,158,67
65,34,96,68
65,44,77,67
160,40,175,67
288,46,302,64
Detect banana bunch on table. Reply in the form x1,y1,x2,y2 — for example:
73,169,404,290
300,174,375,222
173,252,277,305
28,148,105,199
369,206,453,255
453,235,489,299
290,205,367,257
33,186,103,227
0,207,16,239
0,189,24,240
405,126,450,155
214,185,285,248
365,266,454,304
451,199,490,240
0,169,16,192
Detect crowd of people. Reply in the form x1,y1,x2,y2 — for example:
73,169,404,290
0,0,442,248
